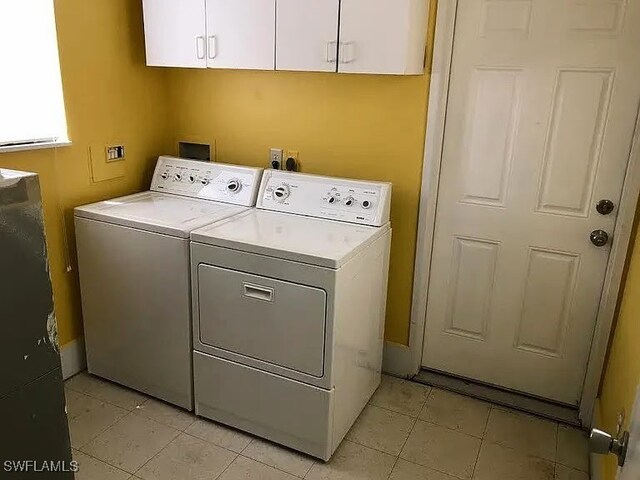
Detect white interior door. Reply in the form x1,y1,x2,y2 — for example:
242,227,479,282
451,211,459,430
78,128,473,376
422,0,640,405
142,0,207,68
276,0,339,72
205,0,275,70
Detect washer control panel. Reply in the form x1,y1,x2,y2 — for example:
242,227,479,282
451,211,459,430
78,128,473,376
150,156,263,207
257,170,391,227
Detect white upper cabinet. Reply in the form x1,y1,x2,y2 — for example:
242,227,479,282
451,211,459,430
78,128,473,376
141,0,429,74
142,0,207,68
276,0,340,73
338,0,428,75
205,0,276,70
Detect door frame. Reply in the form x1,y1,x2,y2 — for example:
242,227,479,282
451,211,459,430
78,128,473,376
408,0,640,425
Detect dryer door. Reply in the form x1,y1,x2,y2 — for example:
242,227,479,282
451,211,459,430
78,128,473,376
197,264,327,377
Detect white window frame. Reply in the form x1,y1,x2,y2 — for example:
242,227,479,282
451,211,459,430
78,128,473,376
0,0,70,153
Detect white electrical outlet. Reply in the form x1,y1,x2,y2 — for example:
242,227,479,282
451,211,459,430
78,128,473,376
269,148,283,170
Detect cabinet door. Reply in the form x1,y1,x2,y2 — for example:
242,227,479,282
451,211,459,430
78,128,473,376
142,0,207,68
276,0,339,72
338,0,428,75
205,0,276,70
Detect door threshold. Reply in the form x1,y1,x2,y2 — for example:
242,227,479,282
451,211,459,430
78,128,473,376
413,369,582,427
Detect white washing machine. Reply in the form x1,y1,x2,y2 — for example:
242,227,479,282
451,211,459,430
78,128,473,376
190,170,392,460
74,156,263,410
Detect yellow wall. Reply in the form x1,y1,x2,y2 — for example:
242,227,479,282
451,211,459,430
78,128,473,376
598,214,640,480
164,4,437,344
1,1,434,347
164,2,436,344
0,0,170,345
165,70,430,344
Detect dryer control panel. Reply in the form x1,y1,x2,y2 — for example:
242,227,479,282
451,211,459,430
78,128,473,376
150,156,263,207
257,170,391,227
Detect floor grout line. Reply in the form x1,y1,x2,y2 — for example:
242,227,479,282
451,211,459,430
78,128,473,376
74,407,131,452
468,413,490,479
129,426,182,477
384,411,421,479
366,401,423,420
72,448,133,477
211,451,240,480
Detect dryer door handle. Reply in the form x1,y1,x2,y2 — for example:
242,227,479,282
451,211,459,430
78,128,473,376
243,283,274,303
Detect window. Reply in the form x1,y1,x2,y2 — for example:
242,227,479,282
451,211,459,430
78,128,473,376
0,0,68,147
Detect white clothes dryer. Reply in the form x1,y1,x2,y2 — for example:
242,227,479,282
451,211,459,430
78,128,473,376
190,170,392,460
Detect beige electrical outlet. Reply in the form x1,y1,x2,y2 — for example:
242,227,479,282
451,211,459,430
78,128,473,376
285,150,299,171
88,143,126,183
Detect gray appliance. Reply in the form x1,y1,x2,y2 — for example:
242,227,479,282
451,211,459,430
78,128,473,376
0,169,73,478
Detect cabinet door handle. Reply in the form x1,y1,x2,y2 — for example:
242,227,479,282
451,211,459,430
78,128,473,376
339,41,355,64
207,35,217,60
195,35,206,60
325,41,337,63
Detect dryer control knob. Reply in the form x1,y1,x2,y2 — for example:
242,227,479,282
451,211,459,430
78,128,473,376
201,178,210,186
160,172,169,180
344,196,355,207
273,184,290,202
227,179,242,193
188,175,196,184
327,195,338,204
362,200,372,209
174,173,182,182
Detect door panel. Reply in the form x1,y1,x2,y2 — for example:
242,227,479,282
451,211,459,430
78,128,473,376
422,0,640,404
276,0,339,72
142,0,207,68
197,264,327,377
205,0,275,70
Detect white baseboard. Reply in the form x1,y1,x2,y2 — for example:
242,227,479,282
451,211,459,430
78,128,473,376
60,336,86,380
382,341,417,379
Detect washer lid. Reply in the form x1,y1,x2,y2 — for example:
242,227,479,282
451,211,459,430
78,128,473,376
74,191,249,238
190,209,390,268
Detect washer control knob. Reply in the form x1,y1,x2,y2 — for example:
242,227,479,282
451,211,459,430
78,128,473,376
201,178,210,186
174,173,182,182
327,195,338,205
361,200,372,209
227,179,242,193
188,175,196,184
344,196,355,207
273,184,290,202
160,172,169,180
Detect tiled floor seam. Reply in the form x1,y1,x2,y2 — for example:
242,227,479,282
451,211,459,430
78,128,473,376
129,427,192,477
385,413,420,479
72,448,132,477
75,408,132,451
385,456,401,480
237,452,310,478
367,401,422,419
210,452,240,480
179,429,248,455
469,402,495,479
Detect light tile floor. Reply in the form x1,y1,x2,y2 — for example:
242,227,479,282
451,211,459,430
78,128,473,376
65,372,590,480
